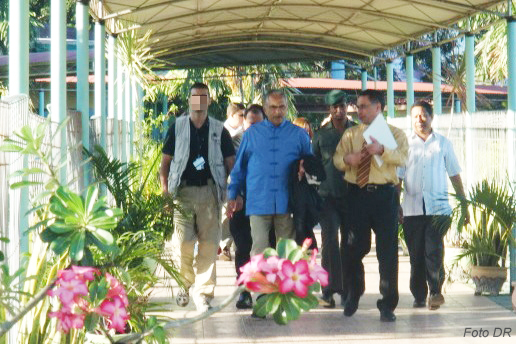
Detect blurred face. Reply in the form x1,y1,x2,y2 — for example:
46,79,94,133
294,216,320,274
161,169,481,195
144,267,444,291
233,109,244,126
264,93,287,126
356,95,381,125
329,103,347,121
411,105,433,138
189,87,211,111
244,111,264,130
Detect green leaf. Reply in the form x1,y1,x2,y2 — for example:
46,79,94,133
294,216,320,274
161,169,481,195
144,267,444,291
152,326,166,344
117,267,132,286
287,248,304,262
291,295,312,311
265,293,282,314
84,186,99,215
272,307,289,325
49,221,78,234
276,238,298,259
50,234,72,255
90,228,114,246
253,294,270,317
0,143,23,152
81,247,94,266
10,181,42,189
262,248,278,258
0,237,9,243
70,231,86,262
40,226,60,243
283,295,301,321
304,293,319,309
147,316,157,328
84,313,100,332
0,251,4,262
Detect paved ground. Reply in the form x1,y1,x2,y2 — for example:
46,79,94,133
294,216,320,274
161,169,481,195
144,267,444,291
151,232,516,344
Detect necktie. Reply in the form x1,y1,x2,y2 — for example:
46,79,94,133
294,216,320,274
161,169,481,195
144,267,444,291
356,140,371,188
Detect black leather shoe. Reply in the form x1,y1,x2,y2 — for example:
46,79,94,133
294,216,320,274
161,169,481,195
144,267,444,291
319,293,336,308
413,299,426,308
380,310,396,322
343,298,359,317
236,291,253,309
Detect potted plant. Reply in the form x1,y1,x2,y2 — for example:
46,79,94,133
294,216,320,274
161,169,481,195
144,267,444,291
452,179,516,295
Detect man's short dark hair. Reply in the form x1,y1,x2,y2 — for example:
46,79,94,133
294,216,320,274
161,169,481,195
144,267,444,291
263,89,287,105
244,104,265,119
190,82,209,93
412,100,433,118
359,89,385,110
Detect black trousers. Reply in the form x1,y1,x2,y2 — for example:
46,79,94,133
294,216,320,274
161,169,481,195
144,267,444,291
403,215,451,301
319,196,348,296
346,184,399,312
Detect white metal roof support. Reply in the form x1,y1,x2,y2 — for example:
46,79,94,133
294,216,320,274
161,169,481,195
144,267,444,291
51,0,67,185
465,33,476,113
77,0,90,189
95,19,107,152
118,65,127,163
387,61,394,118
108,34,118,160
406,53,414,118
432,44,442,116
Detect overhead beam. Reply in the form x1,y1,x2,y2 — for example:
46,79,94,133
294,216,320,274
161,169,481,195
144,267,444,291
396,0,505,16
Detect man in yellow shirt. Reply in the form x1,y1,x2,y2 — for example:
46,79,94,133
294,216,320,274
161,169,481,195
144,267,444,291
333,89,408,322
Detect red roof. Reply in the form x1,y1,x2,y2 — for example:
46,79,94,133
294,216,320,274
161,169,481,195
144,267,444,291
280,78,507,95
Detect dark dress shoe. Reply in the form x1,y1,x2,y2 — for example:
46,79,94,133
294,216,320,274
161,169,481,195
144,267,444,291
236,291,253,309
413,299,426,308
319,293,336,308
380,310,396,322
343,298,359,317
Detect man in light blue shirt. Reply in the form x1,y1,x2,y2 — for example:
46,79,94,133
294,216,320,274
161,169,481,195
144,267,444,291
227,90,312,256
399,101,468,311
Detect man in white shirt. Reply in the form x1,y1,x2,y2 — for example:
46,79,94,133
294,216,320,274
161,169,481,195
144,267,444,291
399,101,468,311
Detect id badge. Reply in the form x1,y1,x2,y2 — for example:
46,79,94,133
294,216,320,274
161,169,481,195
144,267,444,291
193,156,205,170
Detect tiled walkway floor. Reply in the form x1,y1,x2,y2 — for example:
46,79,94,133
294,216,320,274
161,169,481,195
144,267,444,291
152,235,516,344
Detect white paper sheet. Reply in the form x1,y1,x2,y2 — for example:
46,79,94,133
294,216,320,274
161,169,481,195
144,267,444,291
362,113,398,167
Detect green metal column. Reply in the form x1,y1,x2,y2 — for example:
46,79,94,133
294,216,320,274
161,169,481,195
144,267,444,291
361,69,367,91
9,0,29,95
39,90,45,116
51,0,67,184
387,61,394,118
118,66,127,163
406,54,414,117
507,16,516,286
76,0,89,188
108,34,118,159
432,45,442,115
465,33,476,113
95,19,107,150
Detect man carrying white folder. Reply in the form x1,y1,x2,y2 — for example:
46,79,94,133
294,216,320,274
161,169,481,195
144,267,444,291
333,89,408,322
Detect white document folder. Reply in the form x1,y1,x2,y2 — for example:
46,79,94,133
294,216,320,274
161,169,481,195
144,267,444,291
362,113,397,167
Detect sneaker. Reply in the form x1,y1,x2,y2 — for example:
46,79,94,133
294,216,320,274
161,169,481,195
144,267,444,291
413,299,426,308
236,291,253,309
428,293,445,310
319,293,336,308
195,297,213,313
176,289,189,307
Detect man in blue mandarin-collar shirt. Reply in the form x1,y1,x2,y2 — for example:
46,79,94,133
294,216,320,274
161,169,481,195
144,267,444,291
227,90,312,256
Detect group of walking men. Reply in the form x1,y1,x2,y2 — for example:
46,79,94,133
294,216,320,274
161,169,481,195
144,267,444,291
159,82,467,322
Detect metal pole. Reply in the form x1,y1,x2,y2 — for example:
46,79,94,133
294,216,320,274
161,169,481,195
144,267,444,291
76,0,90,188
506,16,516,286
406,54,414,116
361,69,367,91
118,66,127,163
331,60,345,79
95,19,107,151
387,61,394,118
432,45,442,115
9,0,29,95
465,33,476,113
162,93,169,140
51,0,67,184
125,73,132,159
39,90,45,116
108,34,118,159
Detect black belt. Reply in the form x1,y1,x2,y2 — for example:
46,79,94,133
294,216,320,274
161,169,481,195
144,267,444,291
350,183,394,192
184,178,212,186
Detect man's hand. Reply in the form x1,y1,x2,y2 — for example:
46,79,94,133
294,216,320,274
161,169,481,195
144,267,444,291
344,152,363,167
366,136,384,156
226,195,243,219
298,159,305,181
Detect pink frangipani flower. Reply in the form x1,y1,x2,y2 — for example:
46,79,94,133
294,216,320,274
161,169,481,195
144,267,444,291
49,309,85,333
236,253,265,285
99,296,130,333
51,278,89,305
262,256,283,284
308,249,329,286
105,273,129,307
279,260,313,298
71,266,100,281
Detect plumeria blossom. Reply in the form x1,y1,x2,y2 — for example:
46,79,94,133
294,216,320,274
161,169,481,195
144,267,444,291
262,256,284,284
236,254,266,286
99,296,130,333
47,266,129,334
308,249,329,287
279,260,313,298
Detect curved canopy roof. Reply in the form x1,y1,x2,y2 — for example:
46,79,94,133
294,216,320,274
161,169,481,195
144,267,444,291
93,0,505,68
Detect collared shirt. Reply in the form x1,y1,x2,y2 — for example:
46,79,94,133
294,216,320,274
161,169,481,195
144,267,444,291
224,120,244,150
399,131,461,216
333,120,408,185
228,119,312,215
162,118,235,184
312,118,356,198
